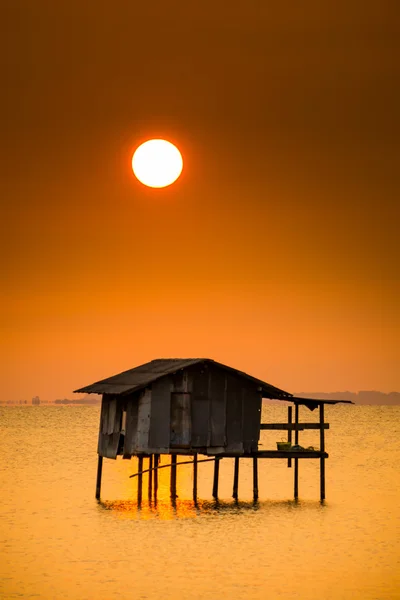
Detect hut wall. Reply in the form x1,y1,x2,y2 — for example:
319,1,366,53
148,376,172,453
225,373,244,453
191,367,210,448
242,385,262,453
208,367,227,453
189,363,261,456
169,371,191,448
100,364,262,458
170,392,191,447
98,394,123,459
136,389,152,452
123,393,139,458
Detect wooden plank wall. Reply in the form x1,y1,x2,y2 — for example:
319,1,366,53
226,373,244,453
170,393,191,447
173,370,190,393
123,394,138,458
98,394,123,459
208,366,226,453
242,385,262,453
136,389,152,452
191,367,210,448
170,370,191,448
97,366,262,459
97,396,108,455
148,376,172,453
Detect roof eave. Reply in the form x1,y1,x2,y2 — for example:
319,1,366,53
290,396,354,405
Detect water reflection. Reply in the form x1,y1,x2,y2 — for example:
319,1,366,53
98,496,326,521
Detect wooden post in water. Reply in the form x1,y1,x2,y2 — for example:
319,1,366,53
320,403,326,501
138,456,143,505
170,454,177,499
212,457,220,499
148,454,153,500
232,457,240,500
294,404,299,499
95,455,103,500
287,406,293,468
253,457,259,501
193,453,198,501
153,454,159,501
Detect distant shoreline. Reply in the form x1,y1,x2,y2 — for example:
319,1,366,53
1,391,399,406
0,396,101,406
0,400,101,406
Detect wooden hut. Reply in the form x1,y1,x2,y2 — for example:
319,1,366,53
75,358,351,502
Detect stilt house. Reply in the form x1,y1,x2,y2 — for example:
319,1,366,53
75,358,352,501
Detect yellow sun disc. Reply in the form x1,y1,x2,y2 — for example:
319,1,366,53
132,139,183,188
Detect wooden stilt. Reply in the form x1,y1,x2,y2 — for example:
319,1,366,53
232,457,239,499
320,403,326,501
153,454,159,500
253,456,259,501
130,457,215,478
193,453,198,501
95,455,103,500
294,404,299,499
170,454,177,498
294,404,299,445
137,456,143,505
212,457,220,499
148,454,153,500
287,406,293,468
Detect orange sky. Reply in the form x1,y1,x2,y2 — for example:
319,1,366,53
1,1,399,401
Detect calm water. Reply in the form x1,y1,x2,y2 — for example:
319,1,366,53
0,404,399,600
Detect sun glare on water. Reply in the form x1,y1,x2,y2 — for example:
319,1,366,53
132,139,183,188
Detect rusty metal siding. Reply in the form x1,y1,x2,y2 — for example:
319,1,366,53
148,376,172,453
226,373,244,453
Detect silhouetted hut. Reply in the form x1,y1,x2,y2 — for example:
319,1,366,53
75,358,352,502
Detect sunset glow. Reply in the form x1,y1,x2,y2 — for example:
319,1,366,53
2,1,398,403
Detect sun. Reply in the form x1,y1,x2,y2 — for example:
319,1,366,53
132,139,183,188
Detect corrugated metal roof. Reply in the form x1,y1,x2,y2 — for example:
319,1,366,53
74,358,292,399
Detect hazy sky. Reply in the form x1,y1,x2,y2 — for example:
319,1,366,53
1,1,399,401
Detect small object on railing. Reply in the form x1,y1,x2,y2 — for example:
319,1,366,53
290,444,319,452
277,441,292,451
